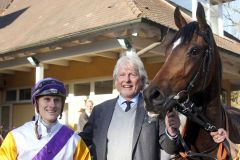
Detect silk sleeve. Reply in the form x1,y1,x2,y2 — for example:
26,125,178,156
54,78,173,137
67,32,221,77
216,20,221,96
73,138,91,160
0,132,17,160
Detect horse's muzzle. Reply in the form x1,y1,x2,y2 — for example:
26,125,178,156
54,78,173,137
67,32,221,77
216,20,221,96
143,87,177,118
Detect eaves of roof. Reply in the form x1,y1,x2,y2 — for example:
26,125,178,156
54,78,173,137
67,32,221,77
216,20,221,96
0,18,145,57
0,0,143,55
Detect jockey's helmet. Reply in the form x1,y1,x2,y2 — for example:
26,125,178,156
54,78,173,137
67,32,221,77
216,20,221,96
31,77,66,106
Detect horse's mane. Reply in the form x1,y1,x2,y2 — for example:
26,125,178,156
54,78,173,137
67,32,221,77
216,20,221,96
168,21,199,48
167,21,217,50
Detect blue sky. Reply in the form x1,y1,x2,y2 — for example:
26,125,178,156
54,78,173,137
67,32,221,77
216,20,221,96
170,0,192,11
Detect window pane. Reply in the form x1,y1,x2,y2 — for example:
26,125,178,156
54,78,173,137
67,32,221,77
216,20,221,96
6,90,17,101
74,83,90,96
19,88,31,100
95,80,113,94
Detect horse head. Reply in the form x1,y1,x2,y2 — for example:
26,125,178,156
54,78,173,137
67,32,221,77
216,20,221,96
143,2,222,119
143,3,240,159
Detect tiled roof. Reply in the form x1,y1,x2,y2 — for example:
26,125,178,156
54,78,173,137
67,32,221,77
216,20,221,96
0,0,239,55
135,0,240,54
0,0,139,53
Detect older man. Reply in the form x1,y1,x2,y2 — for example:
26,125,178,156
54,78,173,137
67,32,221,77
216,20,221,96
80,54,181,160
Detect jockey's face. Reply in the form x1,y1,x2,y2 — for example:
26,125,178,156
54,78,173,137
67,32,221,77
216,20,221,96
37,96,62,124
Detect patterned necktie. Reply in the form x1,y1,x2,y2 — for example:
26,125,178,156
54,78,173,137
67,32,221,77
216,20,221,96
125,101,132,112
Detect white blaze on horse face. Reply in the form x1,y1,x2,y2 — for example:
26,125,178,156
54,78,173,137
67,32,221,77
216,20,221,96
171,38,181,53
165,38,182,62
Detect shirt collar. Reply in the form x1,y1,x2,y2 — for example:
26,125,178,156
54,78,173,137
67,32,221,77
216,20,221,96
38,119,61,136
117,93,140,110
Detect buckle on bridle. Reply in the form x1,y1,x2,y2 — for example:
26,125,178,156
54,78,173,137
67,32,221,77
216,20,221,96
173,90,199,115
173,90,189,103
205,123,217,132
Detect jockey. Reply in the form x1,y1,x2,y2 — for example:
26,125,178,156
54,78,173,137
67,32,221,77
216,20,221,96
0,77,91,160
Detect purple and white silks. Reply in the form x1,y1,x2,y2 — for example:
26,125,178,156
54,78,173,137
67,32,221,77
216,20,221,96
32,125,74,160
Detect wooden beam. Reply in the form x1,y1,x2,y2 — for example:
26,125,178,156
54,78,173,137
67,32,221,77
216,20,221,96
222,63,240,79
95,52,119,59
0,70,15,74
44,60,69,66
8,67,32,72
0,38,122,69
66,56,92,62
145,56,165,64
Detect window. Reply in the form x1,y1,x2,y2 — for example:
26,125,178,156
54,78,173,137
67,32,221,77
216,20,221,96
6,90,17,101
5,88,31,102
19,88,31,101
74,83,90,96
95,80,113,94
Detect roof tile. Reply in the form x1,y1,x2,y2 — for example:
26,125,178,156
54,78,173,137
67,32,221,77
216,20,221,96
0,0,239,55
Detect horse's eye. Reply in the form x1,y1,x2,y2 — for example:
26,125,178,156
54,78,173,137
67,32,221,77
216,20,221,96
189,47,200,56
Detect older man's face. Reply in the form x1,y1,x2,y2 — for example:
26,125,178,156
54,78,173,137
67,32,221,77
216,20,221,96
115,62,141,101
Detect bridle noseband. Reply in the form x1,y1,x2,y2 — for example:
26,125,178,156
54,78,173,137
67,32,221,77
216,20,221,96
173,90,217,132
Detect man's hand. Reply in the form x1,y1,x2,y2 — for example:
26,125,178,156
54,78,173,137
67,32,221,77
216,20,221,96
165,111,180,137
210,128,227,143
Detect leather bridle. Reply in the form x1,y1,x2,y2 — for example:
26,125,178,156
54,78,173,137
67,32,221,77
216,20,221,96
168,30,225,159
171,30,217,132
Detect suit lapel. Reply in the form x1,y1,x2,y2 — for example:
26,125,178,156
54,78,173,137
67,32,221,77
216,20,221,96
132,95,146,151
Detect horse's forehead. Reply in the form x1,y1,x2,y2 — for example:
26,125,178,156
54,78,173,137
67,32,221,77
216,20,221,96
171,38,182,52
170,33,206,53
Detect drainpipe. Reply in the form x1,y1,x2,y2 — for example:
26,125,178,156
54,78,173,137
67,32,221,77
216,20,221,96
192,0,198,20
27,56,44,83
217,3,224,37
35,64,44,83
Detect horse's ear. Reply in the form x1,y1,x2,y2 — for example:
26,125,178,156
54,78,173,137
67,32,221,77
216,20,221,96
196,2,208,31
174,6,187,29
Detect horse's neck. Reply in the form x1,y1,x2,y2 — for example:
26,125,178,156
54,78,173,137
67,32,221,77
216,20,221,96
204,80,225,129
184,81,226,152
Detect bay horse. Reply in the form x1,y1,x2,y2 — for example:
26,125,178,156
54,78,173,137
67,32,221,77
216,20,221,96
143,2,240,160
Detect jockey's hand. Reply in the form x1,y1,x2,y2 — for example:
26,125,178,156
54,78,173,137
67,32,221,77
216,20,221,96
210,128,227,143
165,111,180,137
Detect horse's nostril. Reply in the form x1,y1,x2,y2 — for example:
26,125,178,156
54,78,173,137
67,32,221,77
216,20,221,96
150,89,160,99
149,88,165,101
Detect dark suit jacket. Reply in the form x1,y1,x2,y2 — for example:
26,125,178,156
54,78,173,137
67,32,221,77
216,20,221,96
80,96,181,160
